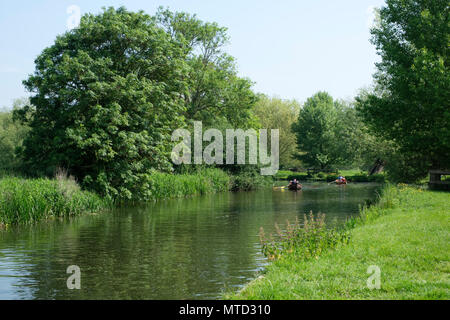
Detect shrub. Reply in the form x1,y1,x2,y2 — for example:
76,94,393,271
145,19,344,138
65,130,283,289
287,174,308,181
326,174,339,182
368,174,386,183
259,212,351,261
230,171,272,191
348,174,369,182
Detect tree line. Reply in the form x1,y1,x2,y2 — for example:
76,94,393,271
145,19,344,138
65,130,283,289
1,0,447,201
292,0,449,182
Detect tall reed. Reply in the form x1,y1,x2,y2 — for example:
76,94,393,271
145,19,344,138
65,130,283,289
0,176,108,226
140,168,231,202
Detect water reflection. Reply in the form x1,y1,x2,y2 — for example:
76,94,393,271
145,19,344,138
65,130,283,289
0,183,380,299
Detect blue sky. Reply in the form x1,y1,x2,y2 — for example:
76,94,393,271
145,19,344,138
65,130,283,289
0,0,386,108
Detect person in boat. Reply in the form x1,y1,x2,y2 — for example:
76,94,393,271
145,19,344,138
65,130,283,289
288,179,302,190
335,176,347,184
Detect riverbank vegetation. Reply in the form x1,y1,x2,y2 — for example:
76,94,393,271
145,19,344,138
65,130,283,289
252,95,302,169
275,170,386,183
0,168,261,225
259,212,351,262
0,8,268,210
0,166,272,225
11,7,259,202
229,184,450,299
0,175,108,226
0,100,29,174
128,168,231,201
1,1,448,224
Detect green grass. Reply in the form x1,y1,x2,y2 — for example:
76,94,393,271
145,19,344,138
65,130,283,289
275,170,298,180
338,169,365,176
228,185,450,300
0,176,109,226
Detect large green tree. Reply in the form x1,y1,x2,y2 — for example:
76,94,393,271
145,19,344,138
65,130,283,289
357,0,450,179
16,7,189,200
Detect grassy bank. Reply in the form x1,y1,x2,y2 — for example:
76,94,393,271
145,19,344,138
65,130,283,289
229,185,450,300
0,176,108,226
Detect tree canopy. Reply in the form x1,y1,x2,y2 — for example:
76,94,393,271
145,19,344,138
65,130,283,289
155,8,257,128
356,0,450,180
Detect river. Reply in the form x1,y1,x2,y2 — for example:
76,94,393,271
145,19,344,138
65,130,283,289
0,182,380,300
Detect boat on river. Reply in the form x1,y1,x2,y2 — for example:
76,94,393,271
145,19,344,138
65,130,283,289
288,183,302,191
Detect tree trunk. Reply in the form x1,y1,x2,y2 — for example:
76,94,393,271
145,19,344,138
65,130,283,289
369,158,385,176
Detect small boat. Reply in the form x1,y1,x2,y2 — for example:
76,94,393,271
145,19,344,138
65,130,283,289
288,184,303,191
335,180,347,185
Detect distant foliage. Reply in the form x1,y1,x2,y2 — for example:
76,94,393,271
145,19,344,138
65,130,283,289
229,170,272,191
292,92,390,172
292,92,339,170
252,95,302,169
0,99,29,174
285,172,385,183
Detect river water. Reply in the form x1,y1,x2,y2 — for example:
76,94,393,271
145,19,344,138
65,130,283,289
0,182,380,300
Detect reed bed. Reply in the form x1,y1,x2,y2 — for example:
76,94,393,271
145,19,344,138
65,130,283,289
144,168,231,201
0,169,231,224
0,176,108,226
